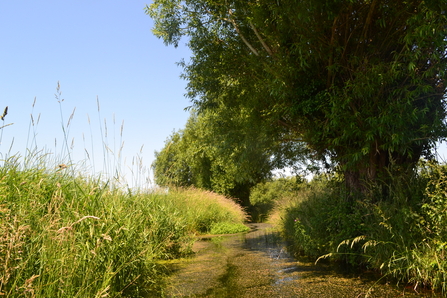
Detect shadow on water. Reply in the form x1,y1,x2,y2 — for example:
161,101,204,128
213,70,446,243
152,223,441,298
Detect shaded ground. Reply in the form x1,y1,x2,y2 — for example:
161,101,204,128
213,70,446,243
159,223,440,297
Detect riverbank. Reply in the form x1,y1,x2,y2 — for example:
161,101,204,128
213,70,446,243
0,159,249,298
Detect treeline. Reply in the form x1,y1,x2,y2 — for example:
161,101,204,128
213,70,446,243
152,110,307,209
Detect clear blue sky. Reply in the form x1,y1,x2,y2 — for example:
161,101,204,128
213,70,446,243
1,1,446,188
0,1,192,188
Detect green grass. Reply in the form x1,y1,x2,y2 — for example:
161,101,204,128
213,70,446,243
0,155,248,297
0,87,249,297
167,188,249,234
209,222,250,235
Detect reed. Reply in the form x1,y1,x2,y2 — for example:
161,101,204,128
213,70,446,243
0,84,249,297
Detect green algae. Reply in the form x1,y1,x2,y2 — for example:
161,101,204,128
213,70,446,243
157,224,441,298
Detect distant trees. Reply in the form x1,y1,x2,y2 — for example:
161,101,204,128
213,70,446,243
148,0,447,195
152,110,308,205
249,176,304,221
153,112,242,196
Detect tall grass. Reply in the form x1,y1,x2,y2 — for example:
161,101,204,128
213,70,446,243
272,162,447,294
167,187,249,234
0,85,249,297
0,155,249,297
359,161,447,292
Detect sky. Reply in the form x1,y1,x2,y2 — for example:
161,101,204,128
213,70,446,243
1,1,446,188
0,1,193,188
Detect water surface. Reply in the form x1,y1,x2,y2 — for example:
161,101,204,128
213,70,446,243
159,223,439,297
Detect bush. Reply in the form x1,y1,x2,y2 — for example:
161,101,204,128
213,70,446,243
368,161,447,292
274,175,366,263
274,162,447,293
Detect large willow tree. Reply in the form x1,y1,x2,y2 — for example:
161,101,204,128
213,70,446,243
148,0,447,192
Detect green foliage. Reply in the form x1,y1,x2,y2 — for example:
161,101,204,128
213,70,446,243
209,222,250,235
422,162,447,239
152,110,306,205
0,155,248,297
249,176,304,222
276,176,367,262
148,0,447,192
349,163,447,292
153,112,232,192
275,162,447,293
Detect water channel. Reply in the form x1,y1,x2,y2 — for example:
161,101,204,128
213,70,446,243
155,223,440,297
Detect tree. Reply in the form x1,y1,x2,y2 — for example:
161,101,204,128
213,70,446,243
153,109,309,204
153,111,263,204
148,0,447,193
153,113,221,192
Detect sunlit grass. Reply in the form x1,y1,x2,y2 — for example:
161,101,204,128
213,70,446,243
167,188,249,234
0,153,249,298
0,84,249,297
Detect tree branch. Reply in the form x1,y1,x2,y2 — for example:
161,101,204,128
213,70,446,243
249,22,273,56
225,10,259,56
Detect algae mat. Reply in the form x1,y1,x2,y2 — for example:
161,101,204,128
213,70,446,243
161,223,439,298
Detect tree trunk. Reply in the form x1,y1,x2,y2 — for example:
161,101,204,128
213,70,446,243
343,146,421,201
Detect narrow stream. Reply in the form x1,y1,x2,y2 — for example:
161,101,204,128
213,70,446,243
157,223,440,297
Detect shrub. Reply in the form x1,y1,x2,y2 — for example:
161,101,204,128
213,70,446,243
275,162,447,294
274,175,366,263
368,162,447,292
209,222,250,235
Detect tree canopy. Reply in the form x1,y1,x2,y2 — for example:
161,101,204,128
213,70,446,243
148,0,447,192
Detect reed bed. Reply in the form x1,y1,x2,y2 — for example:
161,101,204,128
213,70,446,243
0,157,248,297
0,88,249,297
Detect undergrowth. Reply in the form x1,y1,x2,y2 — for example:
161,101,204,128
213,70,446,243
272,162,447,295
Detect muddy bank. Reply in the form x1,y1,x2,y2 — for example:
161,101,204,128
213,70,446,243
158,223,439,297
